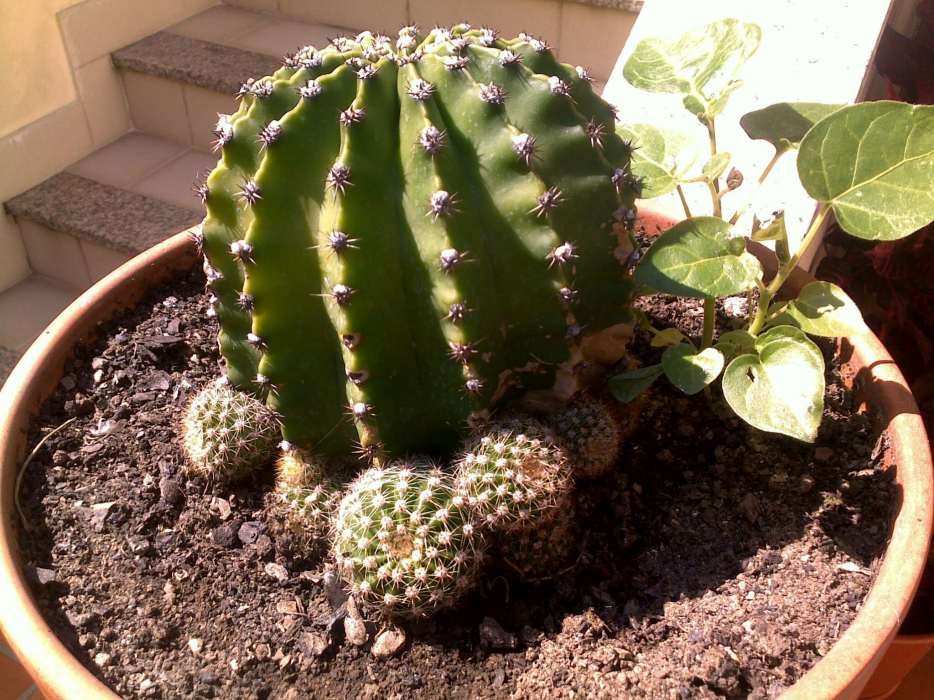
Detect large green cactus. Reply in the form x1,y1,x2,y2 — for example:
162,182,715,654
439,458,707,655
198,26,638,461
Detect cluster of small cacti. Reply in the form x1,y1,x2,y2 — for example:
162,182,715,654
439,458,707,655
180,23,645,620
196,23,639,462
181,381,280,480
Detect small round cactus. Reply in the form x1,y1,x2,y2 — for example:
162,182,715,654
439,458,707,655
274,446,344,544
333,463,485,618
551,394,624,478
454,418,572,532
181,381,279,480
500,497,578,580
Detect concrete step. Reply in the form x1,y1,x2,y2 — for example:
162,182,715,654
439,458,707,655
113,5,634,151
0,275,81,357
5,132,205,289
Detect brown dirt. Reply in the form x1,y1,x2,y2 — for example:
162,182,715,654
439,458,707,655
16,267,895,698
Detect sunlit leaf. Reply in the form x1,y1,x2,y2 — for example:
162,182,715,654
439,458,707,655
715,329,756,360
703,152,732,182
769,281,866,337
651,327,688,348
797,101,934,240
635,217,763,298
750,214,787,242
722,325,825,442
609,365,663,403
616,123,699,198
661,344,725,395
740,102,844,151
623,19,761,120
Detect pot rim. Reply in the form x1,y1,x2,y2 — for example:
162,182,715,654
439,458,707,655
0,225,931,699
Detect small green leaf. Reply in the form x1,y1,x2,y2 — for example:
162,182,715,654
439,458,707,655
722,326,825,442
623,19,761,120
651,327,688,348
616,123,699,198
769,281,866,337
609,365,663,403
750,213,787,242
715,329,756,360
740,103,844,151
797,101,934,240
634,217,763,298
703,152,732,182
662,344,725,395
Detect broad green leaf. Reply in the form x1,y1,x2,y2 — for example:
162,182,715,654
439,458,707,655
662,344,725,395
634,216,763,298
616,123,699,198
609,365,663,403
769,281,866,337
715,329,756,360
622,19,761,120
740,103,844,151
722,326,825,442
703,152,732,182
651,327,688,348
797,101,934,240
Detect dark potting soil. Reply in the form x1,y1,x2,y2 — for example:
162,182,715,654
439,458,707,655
16,266,895,699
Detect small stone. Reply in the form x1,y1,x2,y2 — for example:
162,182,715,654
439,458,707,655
210,496,232,520
189,637,204,654
94,652,112,667
93,369,105,384
738,493,760,524
371,626,406,658
814,447,833,462
479,617,517,651
159,478,183,505
60,374,77,391
127,536,151,554
90,502,115,532
798,474,816,494
197,670,219,685
254,643,271,660
265,562,289,582
238,521,264,545
299,631,330,657
344,597,368,646
35,567,56,585
212,522,240,548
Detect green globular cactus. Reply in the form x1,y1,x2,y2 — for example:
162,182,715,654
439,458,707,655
454,417,573,532
551,394,625,478
274,446,344,545
181,382,280,480
333,463,485,617
198,26,639,461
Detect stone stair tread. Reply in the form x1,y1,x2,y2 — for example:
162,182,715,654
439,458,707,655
112,31,282,96
5,172,200,256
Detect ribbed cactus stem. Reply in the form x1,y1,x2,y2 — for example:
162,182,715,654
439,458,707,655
197,26,638,461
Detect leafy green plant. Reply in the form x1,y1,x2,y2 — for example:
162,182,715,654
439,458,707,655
612,19,934,442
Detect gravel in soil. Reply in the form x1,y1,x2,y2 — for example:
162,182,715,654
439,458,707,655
16,268,895,698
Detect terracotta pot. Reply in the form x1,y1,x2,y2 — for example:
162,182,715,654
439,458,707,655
0,222,931,699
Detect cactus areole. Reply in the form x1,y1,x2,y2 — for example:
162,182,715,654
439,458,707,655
199,26,638,460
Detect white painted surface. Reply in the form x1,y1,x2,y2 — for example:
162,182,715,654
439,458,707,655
603,0,894,261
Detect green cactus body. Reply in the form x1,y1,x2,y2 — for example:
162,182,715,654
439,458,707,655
181,381,280,480
501,497,578,579
274,447,344,545
199,28,637,461
334,463,485,617
454,417,572,532
552,394,625,478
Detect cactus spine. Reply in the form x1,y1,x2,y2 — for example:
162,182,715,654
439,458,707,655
198,27,638,461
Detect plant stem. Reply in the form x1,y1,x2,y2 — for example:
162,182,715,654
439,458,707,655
728,148,786,227
676,184,693,218
705,118,722,217
748,203,830,335
702,296,716,348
